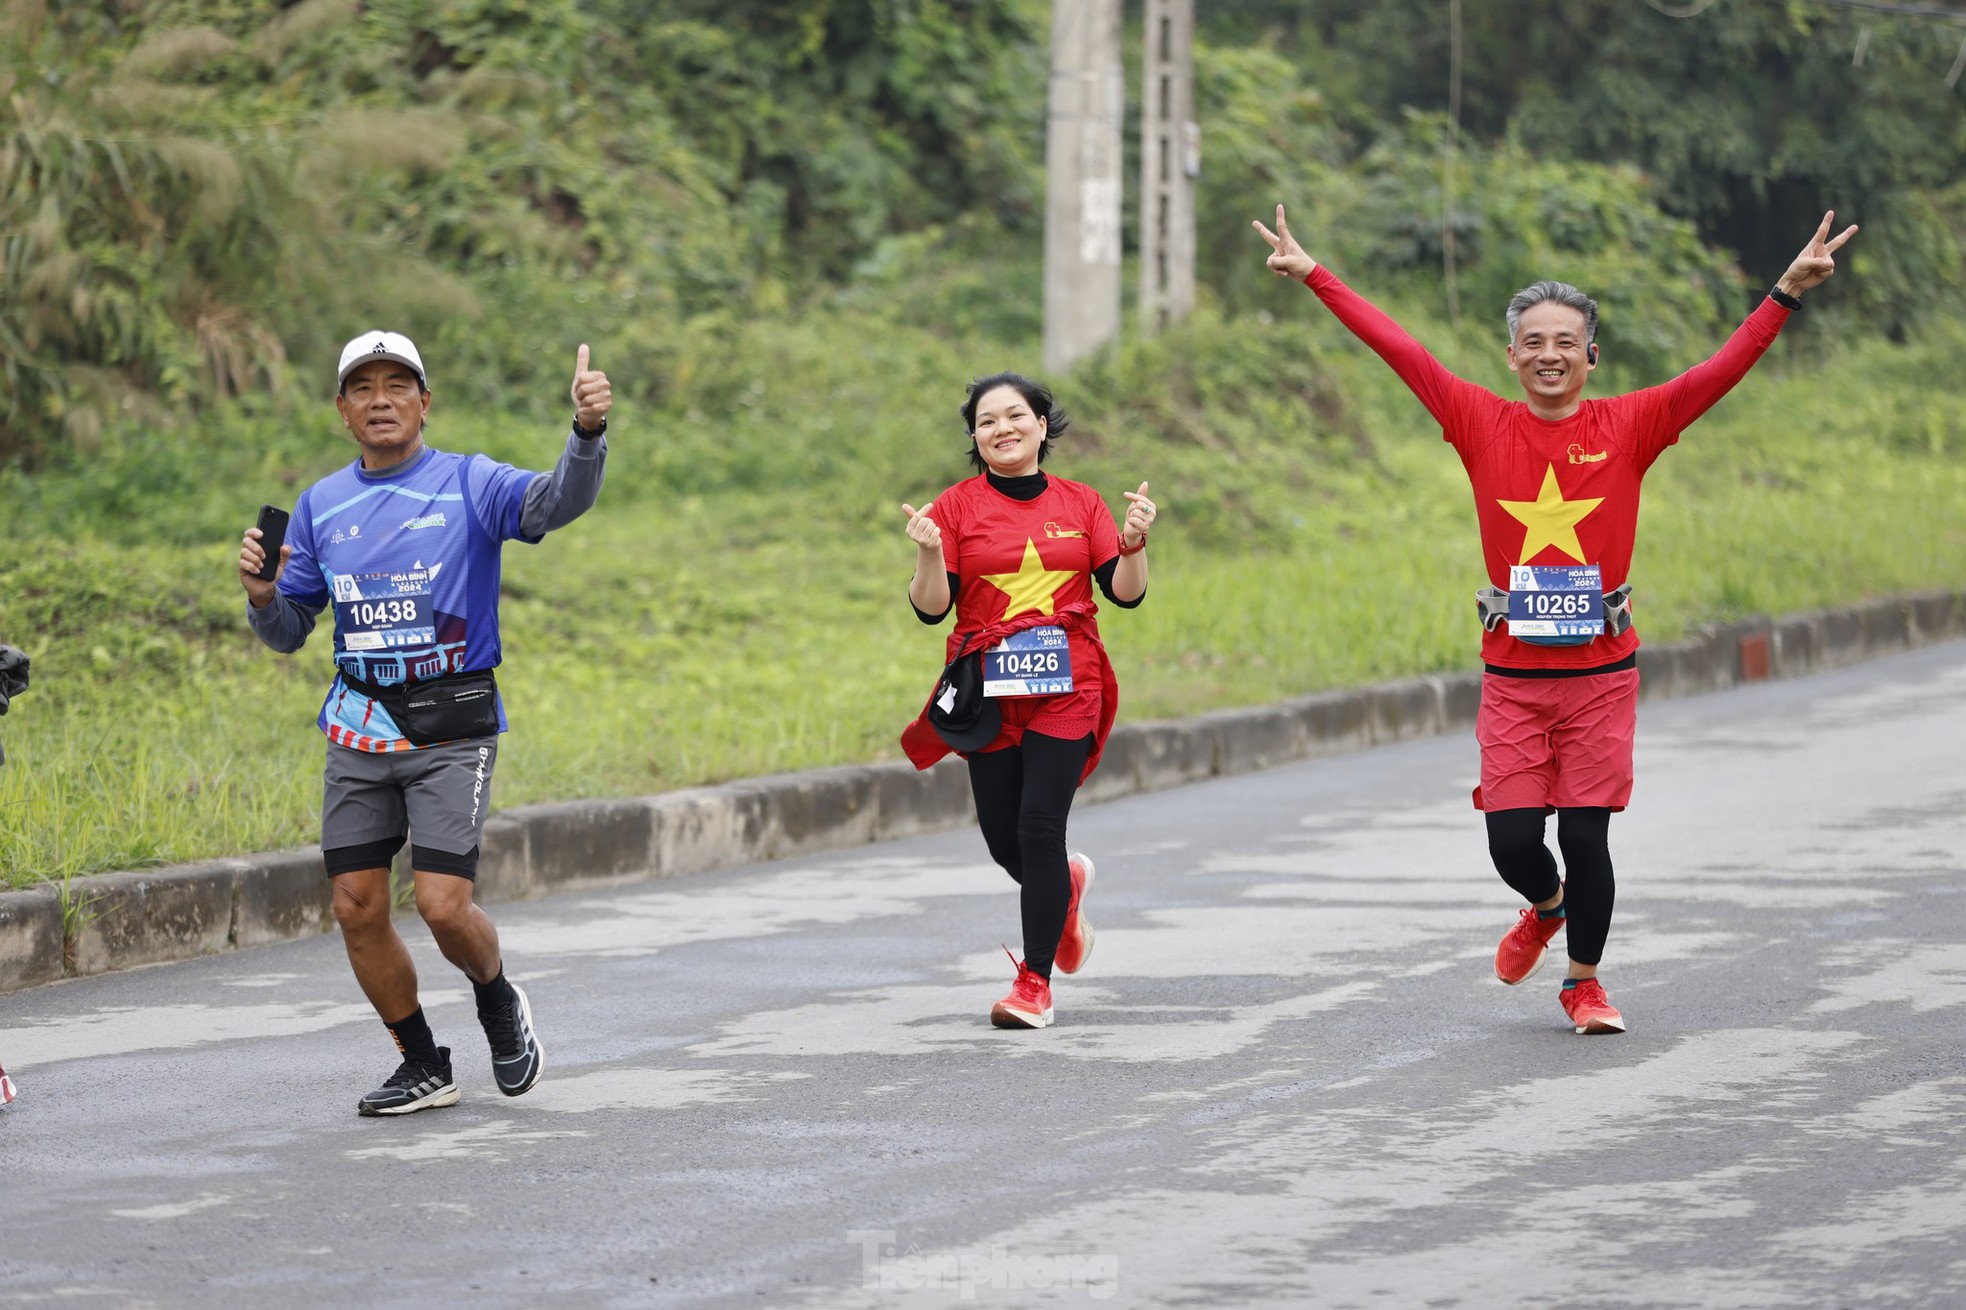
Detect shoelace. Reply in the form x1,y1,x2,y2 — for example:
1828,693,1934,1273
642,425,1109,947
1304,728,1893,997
1514,906,1563,940
480,1000,523,1059
999,946,1047,1003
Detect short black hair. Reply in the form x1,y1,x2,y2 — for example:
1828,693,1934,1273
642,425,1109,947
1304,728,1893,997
960,372,1069,472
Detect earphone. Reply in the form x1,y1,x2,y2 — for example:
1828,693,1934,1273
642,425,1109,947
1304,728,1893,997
1587,342,1599,365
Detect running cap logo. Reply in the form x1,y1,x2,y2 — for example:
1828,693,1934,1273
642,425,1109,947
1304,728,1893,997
1567,443,1609,465
336,330,427,390
1043,521,1086,539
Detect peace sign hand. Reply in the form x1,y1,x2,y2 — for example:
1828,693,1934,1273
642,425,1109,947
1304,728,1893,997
1120,481,1157,547
901,501,943,555
1251,203,1317,281
571,343,612,431
1777,210,1859,297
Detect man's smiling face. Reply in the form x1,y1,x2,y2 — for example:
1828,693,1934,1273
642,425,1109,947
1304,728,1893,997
1507,301,1595,410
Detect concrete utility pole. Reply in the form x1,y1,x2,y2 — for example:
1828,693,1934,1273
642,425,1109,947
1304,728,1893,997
1042,0,1124,375
1138,0,1197,336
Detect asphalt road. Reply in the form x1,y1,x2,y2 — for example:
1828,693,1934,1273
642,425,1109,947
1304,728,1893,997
4,641,1965,1309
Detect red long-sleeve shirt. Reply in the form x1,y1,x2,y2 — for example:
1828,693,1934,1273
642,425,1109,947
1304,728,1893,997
1305,265,1792,670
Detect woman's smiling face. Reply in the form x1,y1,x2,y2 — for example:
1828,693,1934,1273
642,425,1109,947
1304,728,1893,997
970,384,1047,477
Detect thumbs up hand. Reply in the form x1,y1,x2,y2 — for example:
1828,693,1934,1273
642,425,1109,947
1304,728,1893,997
571,343,611,433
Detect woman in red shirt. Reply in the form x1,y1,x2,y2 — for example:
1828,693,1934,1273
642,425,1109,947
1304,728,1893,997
899,373,1156,1029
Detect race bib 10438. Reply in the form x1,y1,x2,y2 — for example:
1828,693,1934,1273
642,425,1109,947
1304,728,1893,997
1507,564,1604,639
983,626,1074,698
333,569,437,652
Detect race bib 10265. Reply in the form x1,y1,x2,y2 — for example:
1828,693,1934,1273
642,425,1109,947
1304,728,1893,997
1507,564,1604,639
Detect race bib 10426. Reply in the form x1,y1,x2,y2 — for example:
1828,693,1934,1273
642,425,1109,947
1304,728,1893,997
983,626,1074,697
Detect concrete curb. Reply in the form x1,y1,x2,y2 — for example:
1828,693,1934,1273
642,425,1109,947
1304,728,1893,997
3,589,1961,994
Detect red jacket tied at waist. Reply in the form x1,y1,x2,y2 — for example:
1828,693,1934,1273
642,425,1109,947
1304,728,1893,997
899,599,1118,783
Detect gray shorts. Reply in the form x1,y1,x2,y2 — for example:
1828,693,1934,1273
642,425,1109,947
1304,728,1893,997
321,738,498,878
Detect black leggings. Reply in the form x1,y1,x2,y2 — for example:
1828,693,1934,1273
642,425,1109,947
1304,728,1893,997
965,730,1093,979
1485,807,1615,967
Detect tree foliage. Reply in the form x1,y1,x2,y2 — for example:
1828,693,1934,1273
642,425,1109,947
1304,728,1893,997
0,0,1047,457
1260,0,1966,330
2,0,1960,458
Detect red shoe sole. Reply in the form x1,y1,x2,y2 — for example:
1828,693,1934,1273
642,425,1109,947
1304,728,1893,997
1056,919,1095,975
990,1002,1054,1029
1570,1014,1627,1035
1056,854,1097,975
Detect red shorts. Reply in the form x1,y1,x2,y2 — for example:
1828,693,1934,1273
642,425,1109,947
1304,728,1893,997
1473,668,1639,812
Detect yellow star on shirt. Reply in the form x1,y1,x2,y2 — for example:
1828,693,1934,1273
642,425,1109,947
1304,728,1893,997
981,539,1077,621
1497,464,1604,564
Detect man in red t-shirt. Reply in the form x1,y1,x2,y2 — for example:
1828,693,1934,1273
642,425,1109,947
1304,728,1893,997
1255,204,1856,1034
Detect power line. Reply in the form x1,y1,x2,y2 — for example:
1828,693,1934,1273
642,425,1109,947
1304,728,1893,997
1649,0,1966,19
1810,0,1966,19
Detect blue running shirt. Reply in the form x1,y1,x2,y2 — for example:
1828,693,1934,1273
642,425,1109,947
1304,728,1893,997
277,446,538,751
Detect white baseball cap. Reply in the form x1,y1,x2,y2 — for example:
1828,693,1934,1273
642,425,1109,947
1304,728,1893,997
336,331,427,390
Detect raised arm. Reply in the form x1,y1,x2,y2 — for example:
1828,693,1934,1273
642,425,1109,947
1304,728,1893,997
902,500,952,621
1657,210,1859,432
1252,203,1469,428
1106,481,1154,605
519,344,611,537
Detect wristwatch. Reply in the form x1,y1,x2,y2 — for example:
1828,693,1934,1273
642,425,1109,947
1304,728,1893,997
1769,285,1803,311
572,414,607,439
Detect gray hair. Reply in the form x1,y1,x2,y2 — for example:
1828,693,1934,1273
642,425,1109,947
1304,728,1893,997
1505,280,1598,345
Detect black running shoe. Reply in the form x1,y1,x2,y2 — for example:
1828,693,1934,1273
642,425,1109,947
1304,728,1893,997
357,1047,459,1117
481,983,544,1097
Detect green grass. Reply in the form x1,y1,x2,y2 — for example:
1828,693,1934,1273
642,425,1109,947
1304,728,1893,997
3,303,1964,887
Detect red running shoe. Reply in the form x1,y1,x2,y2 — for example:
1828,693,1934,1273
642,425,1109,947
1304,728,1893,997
990,951,1054,1029
0,1063,16,1105
1559,977,1627,1035
1054,852,1097,975
1495,906,1566,985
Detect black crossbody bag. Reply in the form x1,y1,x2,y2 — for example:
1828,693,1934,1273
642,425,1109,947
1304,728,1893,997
337,667,500,746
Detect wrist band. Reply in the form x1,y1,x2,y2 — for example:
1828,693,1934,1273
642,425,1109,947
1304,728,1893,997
1117,535,1148,556
1769,286,1803,311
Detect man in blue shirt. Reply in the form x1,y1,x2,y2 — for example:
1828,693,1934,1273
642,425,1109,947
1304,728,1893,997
239,331,610,1116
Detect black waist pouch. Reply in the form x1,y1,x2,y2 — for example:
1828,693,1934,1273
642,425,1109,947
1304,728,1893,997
340,668,500,746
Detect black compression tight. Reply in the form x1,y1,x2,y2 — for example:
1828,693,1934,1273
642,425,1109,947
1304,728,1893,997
965,730,1093,979
1485,806,1616,967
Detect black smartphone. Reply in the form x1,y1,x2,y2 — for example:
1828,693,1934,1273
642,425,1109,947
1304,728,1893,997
254,504,290,581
